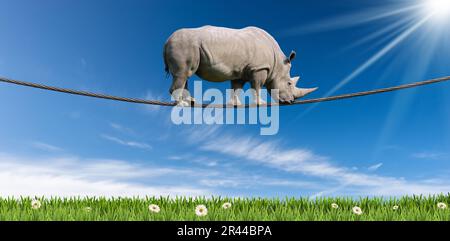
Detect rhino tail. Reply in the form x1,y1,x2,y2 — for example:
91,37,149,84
163,45,171,79
164,64,170,78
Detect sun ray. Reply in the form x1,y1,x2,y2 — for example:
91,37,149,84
324,15,431,98
351,17,419,57
293,14,433,121
372,15,445,160
341,14,418,52
281,3,423,36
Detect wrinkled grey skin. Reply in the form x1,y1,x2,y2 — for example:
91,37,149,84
164,25,317,105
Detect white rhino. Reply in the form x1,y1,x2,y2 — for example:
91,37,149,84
163,25,317,105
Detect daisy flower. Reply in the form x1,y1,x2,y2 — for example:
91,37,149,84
84,207,92,212
148,204,161,213
31,199,41,210
222,202,232,209
195,204,208,216
331,203,339,209
352,206,363,215
437,202,447,209
392,205,399,211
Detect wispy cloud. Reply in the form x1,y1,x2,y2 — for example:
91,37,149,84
198,133,450,196
368,163,383,172
412,152,447,160
168,154,220,167
32,142,64,152
309,183,350,199
66,111,81,119
109,122,136,136
143,91,165,112
80,57,87,69
0,152,209,197
168,155,189,161
198,175,319,189
101,134,152,150
185,125,222,144
190,156,220,167
0,150,322,197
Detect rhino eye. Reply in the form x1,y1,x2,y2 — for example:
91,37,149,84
288,82,292,86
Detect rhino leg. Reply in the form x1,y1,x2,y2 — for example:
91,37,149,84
228,79,245,106
169,76,190,106
168,61,198,106
183,81,195,103
166,45,199,106
250,70,268,105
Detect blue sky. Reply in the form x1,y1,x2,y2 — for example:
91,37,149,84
0,0,449,197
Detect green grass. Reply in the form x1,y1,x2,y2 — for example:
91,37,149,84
1,195,449,221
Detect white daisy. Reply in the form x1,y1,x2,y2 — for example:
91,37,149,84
31,199,41,210
84,207,92,212
195,204,208,216
148,204,161,213
352,206,363,215
437,202,447,209
222,202,232,209
331,203,339,209
392,205,399,211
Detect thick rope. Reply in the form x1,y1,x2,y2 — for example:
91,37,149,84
1,75,449,108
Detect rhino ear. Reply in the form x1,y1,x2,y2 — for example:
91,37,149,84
289,51,296,61
285,51,296,64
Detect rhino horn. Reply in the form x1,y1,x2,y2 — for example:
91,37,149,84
294,87,318,99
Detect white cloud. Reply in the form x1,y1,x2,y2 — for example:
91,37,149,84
168,155,189,160
143,91,165,112
368,163,383,171
183,125,222,144
412,152,447,160
199,179,242,188
67,111,81,119
199,134,450,196
80,57,87,69
190,156,220,167
309,183,350,199
0,172,203,197
0,152,209,197
32,142,64,152
101,134,152,150
109,122,136,136
198,175,319,189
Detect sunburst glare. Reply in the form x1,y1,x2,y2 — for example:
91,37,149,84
423,0,450,20
293,0,448,121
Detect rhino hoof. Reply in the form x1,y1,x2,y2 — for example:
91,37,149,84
256,98,266,106
176,100,190,107
228,98,242,106
186,96,196,104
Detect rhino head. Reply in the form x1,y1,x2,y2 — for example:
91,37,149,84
268,51,318,104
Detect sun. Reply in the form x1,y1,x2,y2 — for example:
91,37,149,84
424,0,450,19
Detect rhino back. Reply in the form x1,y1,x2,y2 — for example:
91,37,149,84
200,27,279,78
165,26,283,82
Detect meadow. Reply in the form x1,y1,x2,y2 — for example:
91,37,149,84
0,195,449,221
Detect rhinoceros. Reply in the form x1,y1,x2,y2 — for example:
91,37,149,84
163,25,317,105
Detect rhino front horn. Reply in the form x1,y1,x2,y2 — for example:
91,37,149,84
294,87,318,99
